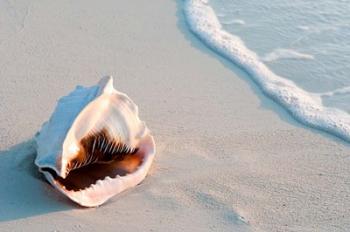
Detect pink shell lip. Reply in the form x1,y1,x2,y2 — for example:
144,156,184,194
42,133,155,207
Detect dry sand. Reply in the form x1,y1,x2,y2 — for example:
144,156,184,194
0,0,349,231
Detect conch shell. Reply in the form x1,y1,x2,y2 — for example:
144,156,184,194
35,77,155,207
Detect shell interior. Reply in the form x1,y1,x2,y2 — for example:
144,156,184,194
44,128,141,191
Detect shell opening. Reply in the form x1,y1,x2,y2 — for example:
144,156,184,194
44,128,144,192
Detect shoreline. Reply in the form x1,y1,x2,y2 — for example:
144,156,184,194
0,0,349,231
184,0,350,144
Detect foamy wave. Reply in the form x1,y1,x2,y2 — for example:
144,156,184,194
262,49,314,62
221,19,245,26
297,25,310,31
184,0,350,142
321,86,350,97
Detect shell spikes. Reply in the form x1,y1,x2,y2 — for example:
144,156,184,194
35,77,156,207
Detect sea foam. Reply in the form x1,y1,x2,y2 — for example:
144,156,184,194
184,0,350,142
262,49,314,62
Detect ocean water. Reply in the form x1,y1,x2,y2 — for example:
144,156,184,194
184,0,350,142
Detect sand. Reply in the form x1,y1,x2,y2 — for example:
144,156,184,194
0,0,349,231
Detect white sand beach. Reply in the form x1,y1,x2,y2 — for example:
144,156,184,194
0,0,349,231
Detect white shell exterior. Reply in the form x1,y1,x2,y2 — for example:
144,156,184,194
35,77,156,207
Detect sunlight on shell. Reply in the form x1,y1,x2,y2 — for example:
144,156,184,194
35,77,156,207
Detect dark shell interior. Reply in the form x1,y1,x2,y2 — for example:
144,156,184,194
42,128,143,191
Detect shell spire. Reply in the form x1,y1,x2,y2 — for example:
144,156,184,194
98,76,115,95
